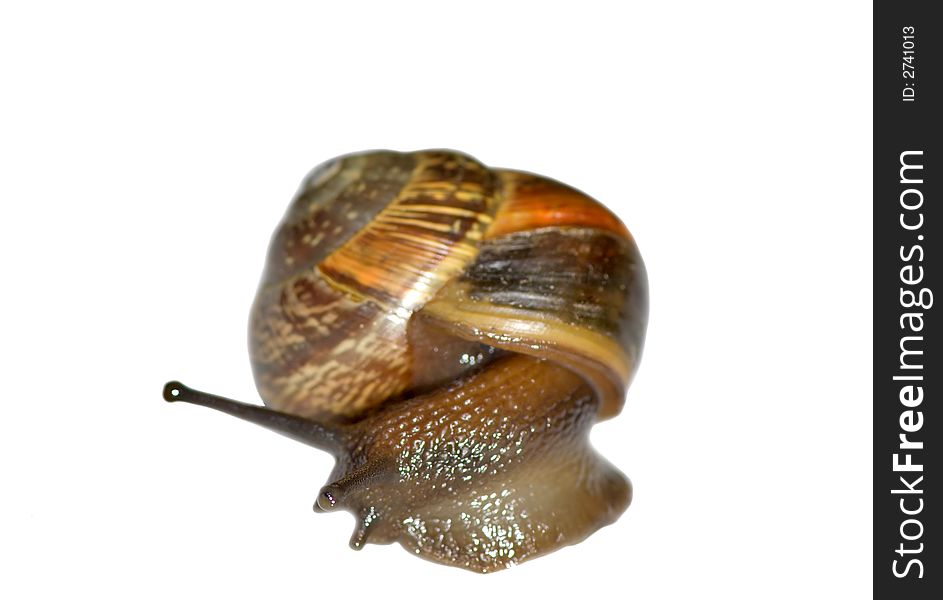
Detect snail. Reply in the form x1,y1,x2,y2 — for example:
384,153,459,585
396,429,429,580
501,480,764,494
163,149,648,573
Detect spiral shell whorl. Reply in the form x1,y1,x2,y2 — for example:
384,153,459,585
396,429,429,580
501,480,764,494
250,151,501,420
250,150,646,424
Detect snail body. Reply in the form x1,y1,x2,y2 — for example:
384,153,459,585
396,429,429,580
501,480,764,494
165,149,647,572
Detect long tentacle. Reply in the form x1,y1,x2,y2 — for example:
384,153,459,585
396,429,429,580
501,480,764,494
163,381,348,454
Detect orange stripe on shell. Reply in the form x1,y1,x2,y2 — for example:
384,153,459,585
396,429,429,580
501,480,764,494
485,170,631,240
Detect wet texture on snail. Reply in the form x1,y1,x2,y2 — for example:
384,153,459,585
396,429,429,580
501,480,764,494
164,149,648,573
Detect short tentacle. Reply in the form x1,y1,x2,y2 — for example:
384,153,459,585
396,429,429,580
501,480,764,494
314,457,395,512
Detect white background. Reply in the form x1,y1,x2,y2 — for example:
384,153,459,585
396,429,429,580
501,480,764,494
0,1,872,598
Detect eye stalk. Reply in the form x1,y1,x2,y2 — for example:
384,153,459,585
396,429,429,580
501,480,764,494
162,381,348,454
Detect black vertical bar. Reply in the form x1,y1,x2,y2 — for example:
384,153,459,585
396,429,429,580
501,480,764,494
875,2,940,597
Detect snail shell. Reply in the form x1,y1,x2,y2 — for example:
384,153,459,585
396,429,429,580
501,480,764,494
165,149,647,573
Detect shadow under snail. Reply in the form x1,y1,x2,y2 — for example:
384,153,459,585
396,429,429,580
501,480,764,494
164,149,648,573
